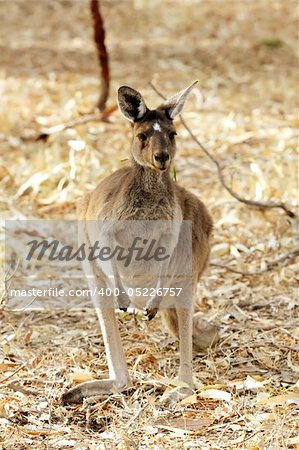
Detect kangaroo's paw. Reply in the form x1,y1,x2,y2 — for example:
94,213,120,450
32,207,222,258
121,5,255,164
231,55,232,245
144,307,158,321
61,379,118,405
144,296,162,320
116,291,131,311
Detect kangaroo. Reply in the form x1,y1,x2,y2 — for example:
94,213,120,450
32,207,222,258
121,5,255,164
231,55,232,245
62,82,219,405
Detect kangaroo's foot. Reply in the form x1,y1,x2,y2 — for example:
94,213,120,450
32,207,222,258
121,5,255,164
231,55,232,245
61,379,128,405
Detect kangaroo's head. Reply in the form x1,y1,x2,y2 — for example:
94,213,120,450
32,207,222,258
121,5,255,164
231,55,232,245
117,82,198,172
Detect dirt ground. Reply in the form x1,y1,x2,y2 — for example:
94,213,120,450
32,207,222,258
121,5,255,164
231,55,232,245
0,1,298,449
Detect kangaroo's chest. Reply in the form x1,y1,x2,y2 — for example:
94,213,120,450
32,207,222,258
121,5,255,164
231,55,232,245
100,190,181,221
119,195,177,220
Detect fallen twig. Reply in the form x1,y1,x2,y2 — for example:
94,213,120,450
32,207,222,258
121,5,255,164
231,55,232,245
25,106,117,142
211,245,299,276
0,363,26,383
7,381,38,396
149,81,296,219
0,261,20,310
36,113,101,140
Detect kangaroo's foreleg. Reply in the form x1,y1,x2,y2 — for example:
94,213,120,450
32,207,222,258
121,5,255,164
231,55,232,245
144,256,170,320
110,258,131,311
144,229,177,320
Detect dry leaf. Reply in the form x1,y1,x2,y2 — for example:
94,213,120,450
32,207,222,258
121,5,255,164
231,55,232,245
156,417,213,432
255,393,299,406
0,363,18,373
71,370,95,384
199,389,231,402
180,393,198,406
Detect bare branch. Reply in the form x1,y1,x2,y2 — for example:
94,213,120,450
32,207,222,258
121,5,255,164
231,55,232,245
0,261,20,310
0,363,26,383
149,82,296,219
22,1,111,142
211,245,299,276
23,106,118,142
90,0,110,111
7,381,38,396
35,113,102,141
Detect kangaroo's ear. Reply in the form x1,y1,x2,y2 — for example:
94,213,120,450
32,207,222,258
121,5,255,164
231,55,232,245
118,86,148,122
162,81,198,119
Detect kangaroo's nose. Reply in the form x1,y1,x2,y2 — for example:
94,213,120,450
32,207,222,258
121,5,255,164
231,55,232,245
154,153,170,164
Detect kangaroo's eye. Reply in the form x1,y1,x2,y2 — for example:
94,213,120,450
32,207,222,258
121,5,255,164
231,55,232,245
137,133,147,142
169,131,177,140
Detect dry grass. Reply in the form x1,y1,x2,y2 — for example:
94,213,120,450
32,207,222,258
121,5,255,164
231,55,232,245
0,1,298,449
